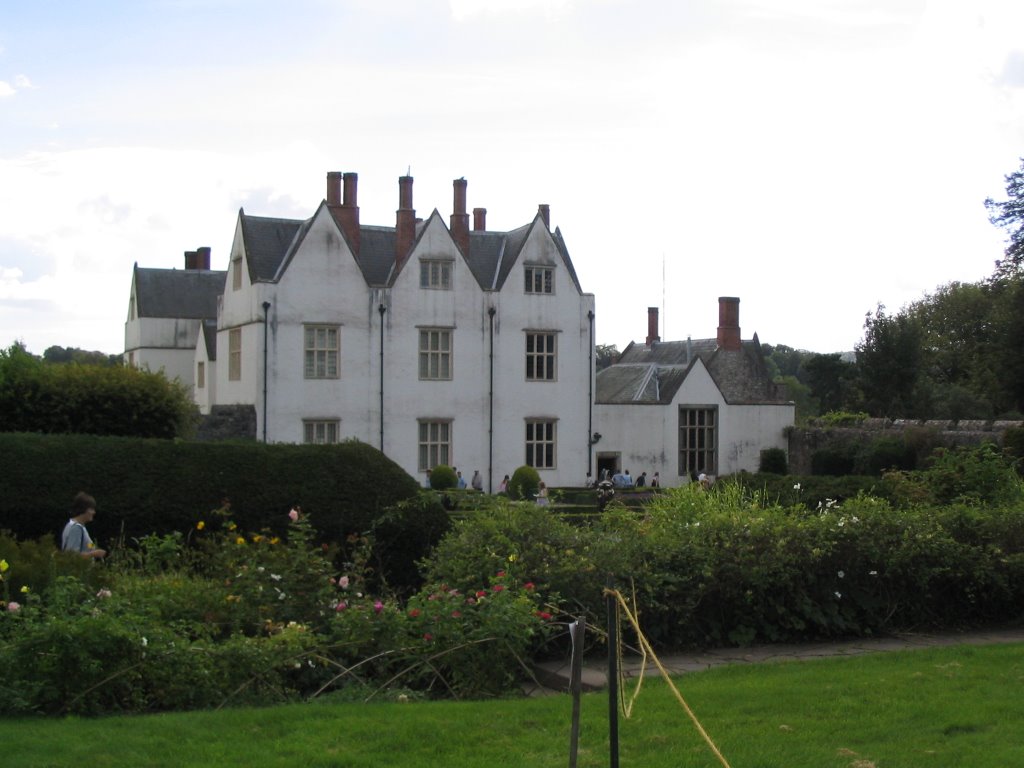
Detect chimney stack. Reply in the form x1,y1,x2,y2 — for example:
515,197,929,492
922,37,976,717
538,204,550,229
717,296,741,351
395,175,416,268
646,307,660,346
473,207,487,231
184,247,211,270
327,171,360,254
450,178,470,254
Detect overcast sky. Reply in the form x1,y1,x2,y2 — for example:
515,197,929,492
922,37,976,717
2,0,1022,357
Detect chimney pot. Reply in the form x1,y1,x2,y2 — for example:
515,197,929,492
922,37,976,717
450,178,470,254
717,296,741,351
395,175,416,267
473,207,487,231
326,171,342,206
184,250,197,270
538,204,550,228
646,307,660,346
343,172,358,206
196,246,211,270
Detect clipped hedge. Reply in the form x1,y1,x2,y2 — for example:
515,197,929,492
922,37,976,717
0,432,424,548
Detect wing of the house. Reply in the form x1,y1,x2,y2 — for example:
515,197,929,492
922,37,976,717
123,248,226,391
594,299,794,485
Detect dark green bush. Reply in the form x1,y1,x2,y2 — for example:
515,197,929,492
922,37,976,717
0,433,421,551
0,344,195,439
858,436,916,475
429,464,457,490
508,465,540,501
811,445,857,476
758,447,788,474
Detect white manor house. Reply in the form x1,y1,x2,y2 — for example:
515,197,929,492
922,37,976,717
125,170,793,490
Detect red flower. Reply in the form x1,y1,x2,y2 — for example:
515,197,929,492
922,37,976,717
496,570,506,578
524,582,535,591
409,608,421,618
535,611,552,620
492,584,505,592
423,633,433,641
476,590,487,598
451,610,462,618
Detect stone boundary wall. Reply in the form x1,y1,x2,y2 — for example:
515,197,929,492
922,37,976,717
787,418,1024,475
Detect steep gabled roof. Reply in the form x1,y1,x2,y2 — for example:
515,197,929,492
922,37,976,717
596,338,789,405
133,265,225,320
239,213,306,282
237,204,585,294
200,319,218,361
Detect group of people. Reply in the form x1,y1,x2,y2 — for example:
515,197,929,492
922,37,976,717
594,468,660,489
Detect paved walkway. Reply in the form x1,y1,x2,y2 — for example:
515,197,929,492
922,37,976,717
528,626,1024,694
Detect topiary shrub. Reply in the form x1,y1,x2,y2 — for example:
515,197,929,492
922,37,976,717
758,448,788,474
508,465,540,501
429,465,457,490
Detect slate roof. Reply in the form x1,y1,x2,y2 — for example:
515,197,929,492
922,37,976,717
596,337,790,406
238,208,583,293
133,266,226,319
200,319,218,361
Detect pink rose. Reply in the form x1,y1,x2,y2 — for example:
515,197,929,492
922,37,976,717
6,601,20,612
335,601,347,612
339,575,350,589
288,508,299,522
373,600,383,613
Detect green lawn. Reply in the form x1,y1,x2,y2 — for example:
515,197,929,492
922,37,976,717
5,643,1024,767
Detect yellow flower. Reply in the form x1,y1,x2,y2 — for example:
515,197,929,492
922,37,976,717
235,536,246,545
252,534,264,543
270,537,281,545
508,553,518,563
20,585,30,593
196,521,205,530
227,521,237,531
0,559,9,573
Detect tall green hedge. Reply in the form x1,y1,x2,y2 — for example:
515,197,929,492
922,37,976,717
0,345,195,439
0,433,423,548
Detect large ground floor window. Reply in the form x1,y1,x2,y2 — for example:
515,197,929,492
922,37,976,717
679,406,716,478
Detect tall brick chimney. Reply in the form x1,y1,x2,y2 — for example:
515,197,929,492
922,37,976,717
473,207,487,231
646,307,660,346
450,178,470,254
327,171,361,254
538,204,550,229
395,175,416,270
717,296,741,351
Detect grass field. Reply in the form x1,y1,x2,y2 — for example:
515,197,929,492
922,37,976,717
5,642,1024,767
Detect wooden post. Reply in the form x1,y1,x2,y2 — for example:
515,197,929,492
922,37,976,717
607,576,619,768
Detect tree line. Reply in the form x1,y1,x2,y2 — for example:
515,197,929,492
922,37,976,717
764,157,1024,422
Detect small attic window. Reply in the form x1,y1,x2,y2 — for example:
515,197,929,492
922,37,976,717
232,256,243,291
525,266,554,295
420,259,452,290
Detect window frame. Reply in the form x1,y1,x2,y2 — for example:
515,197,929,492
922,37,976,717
196,361,205,389
525,331,557,381
418,419,452,471
524,265,554,295
304,324,340,380
418,328,453,381
228,328,242,381
232,257,243,291
678,406,717,478
303,419,340,445
419,259,453,290
525,419,557,469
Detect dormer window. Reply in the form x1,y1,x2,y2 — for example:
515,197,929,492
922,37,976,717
420,259,452,290
525,266,554,294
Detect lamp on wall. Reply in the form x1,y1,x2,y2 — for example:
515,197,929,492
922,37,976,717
590,431,602,445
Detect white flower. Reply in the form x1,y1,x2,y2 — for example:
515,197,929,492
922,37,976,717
270,573,282,581
837,571,845,578
793,483,801,491
869,570,878,577
834,591,842,599
141,637,148,647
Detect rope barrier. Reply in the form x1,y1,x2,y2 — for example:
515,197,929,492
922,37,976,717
604,587,733,768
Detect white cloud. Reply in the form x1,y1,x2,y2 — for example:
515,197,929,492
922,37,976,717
0,81,15,98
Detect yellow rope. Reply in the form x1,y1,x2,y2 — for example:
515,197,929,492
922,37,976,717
604,588,733,768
